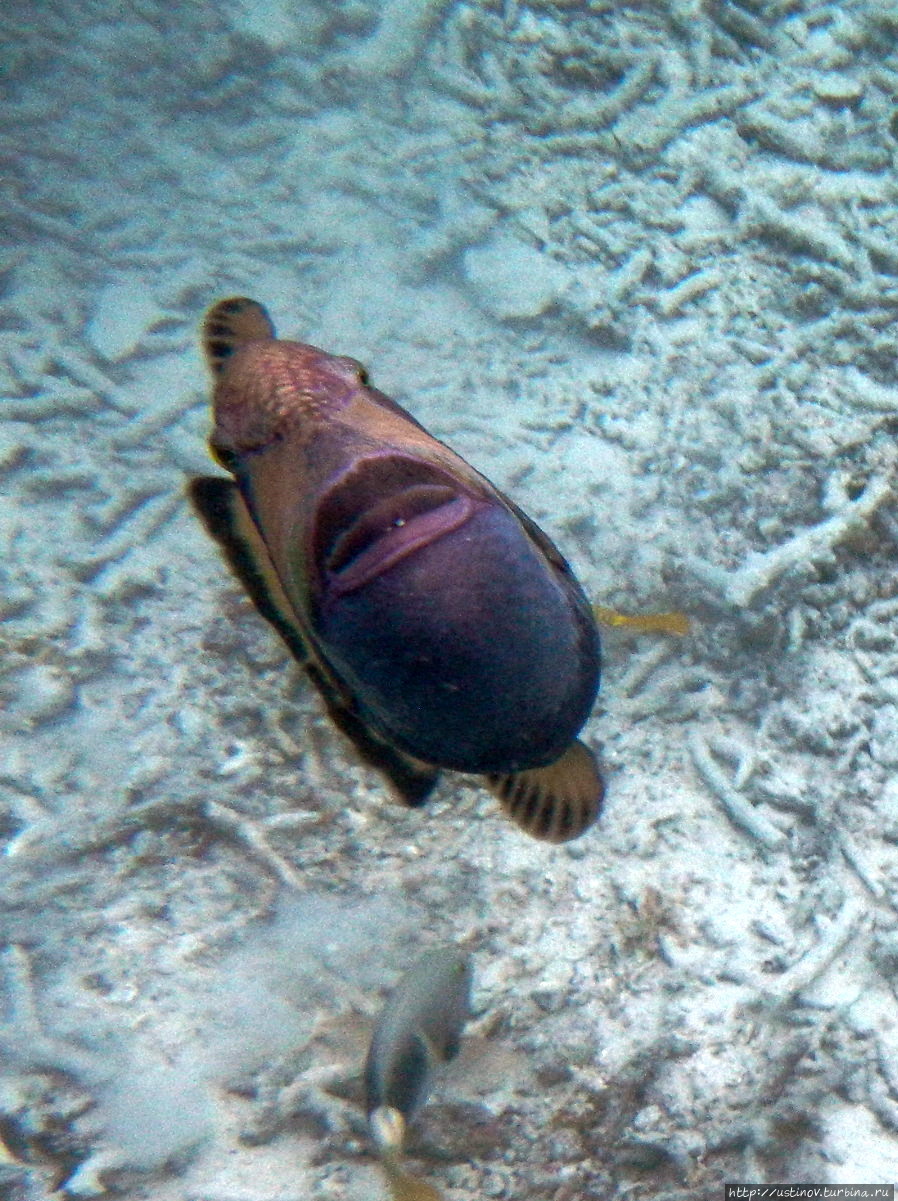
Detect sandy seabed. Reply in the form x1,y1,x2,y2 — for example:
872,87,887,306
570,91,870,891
4,1,898,1198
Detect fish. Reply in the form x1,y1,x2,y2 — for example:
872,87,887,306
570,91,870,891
365,948,473,1201
190,297,604,840
594,605,691,636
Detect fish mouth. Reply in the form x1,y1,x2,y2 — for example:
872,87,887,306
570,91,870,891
314,455,477,597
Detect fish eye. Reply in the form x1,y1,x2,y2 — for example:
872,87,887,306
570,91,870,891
334,356,369,385
211,442,238,472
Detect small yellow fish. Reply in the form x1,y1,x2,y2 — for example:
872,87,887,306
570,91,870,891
365,948,473,1201
594,605,691,636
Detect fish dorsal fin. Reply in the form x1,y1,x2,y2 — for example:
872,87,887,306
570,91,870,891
203,296,276,376
487,739,604,842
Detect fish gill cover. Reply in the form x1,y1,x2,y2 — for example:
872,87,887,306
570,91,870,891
3,0,898,1198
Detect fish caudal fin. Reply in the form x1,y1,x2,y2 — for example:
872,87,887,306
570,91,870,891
370,1108,444,1201
487,739,604,842
382,1158,444,1201
202,296,275,376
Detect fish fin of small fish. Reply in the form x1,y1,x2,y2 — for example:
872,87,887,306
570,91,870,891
202,296,276,376
487,738,604,842
370,1110,444,1201
189,476,312,664
593,604,691,636
190,477,439,806
381,1157,444,1201
420,1029,460,1066
369,1106,408,1158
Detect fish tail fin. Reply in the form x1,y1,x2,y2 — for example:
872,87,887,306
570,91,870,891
487,738,604,842
202,296,276,376
369,1106,407,1158
370,1107,445,1200
381,1157,445,1201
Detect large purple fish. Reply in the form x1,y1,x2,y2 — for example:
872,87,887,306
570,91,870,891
190,298,603,841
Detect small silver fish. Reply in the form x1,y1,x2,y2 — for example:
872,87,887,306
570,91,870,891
365,948,473,1201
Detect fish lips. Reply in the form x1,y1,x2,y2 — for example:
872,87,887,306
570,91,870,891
311,454,482,602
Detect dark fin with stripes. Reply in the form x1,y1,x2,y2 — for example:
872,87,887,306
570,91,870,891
486,739,604,842
202,296,276,376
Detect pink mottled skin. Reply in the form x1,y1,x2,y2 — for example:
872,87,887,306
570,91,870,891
208,336,505,612
211,340,365,457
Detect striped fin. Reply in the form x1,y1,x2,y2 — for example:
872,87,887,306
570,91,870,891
202,296,275,376
487,739,604,842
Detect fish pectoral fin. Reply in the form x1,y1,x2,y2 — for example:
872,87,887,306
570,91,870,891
487,739,605,842
417,1029,457,1070
189,476,311,665
203,296,276,376
190,477,440,806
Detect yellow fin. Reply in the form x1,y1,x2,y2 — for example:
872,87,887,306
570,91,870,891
382,1156,444,1201
487,738,604,842
202,296,275,376
369,1106,407,1158
594,605,691,636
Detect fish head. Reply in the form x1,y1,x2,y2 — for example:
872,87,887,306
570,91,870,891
209,338,368,463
